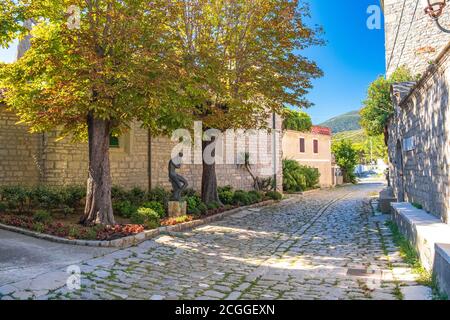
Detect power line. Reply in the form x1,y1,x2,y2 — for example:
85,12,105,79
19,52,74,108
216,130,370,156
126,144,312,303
396,0,420,70
386,0,408,72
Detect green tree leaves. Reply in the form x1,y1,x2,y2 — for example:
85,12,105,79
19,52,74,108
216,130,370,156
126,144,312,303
283,108,312,132
332,140,358,183
360,66,416,137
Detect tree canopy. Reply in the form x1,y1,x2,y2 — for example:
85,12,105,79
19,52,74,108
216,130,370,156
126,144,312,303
0,0,192,140
360,66,415,137
173,0,323,132
283,108,312,132
0,0,324,223
332,139,358,183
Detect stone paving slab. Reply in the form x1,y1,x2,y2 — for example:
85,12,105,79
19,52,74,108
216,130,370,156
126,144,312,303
0,182,432,300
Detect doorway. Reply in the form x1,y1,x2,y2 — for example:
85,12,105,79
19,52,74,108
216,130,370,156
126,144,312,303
395,140,405,202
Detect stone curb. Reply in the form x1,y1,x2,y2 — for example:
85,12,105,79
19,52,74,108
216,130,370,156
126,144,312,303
0,200,277,249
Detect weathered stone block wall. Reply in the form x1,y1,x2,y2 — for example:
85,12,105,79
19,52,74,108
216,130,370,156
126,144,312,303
388,47,450,223
41,122,149,190
150,116,283,192
0,107,41,186
383,0,450,77
1,108,283,193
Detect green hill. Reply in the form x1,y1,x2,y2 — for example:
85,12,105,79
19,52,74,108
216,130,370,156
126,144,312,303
332,129,366,144
319,110,361,134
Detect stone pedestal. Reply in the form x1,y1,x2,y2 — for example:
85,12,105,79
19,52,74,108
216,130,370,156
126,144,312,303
168,201,187,218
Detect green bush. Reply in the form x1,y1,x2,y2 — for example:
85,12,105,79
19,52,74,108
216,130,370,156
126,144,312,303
111,185,128,202
142,201,166,219
62,206,75,217
219,190,234,205
207,202,221,210
61,185,86,208
189,207,202,218
232,190,252,206
185,194,202,214
0,202,6,213
30,186,63,210
283,160,320,192
0,185,30,212
198,202,208,215
33,210,52,223
113,200,137,218
182,188,198,198
265,191,283,201
131,207,160,229
248,191,263,204
218,186,233,193
33,222,46,233
129,187,146,205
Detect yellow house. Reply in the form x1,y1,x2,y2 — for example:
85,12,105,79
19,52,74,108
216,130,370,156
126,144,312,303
282,126,337,188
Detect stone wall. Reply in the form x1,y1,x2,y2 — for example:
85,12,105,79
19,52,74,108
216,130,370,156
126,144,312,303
1,109,283,192
150,116,283,192
388,45,450,224
383,0,450,77
41,122,150,190
0,107,41,186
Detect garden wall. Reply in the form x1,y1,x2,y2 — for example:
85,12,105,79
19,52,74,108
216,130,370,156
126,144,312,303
150,115,283,192
0,108,283,192
0,107,42,186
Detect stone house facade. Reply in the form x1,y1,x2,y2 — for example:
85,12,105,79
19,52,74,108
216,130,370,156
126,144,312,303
0,105,283,192
282,126,338,188
382,0,450,77
383,0,450,224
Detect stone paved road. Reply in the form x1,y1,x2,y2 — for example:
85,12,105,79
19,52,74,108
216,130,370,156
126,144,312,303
0,182,431,300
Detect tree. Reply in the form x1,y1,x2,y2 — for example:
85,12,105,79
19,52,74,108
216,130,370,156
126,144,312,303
332,140,358,183
352,134,388,165
0,1,27,48
174,0,323,203
283,108,312,132
360,66,415,137
0,1,191,225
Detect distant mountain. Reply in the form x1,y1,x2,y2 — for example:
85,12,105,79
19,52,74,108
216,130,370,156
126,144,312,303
319,110,361,134
332,129,366,144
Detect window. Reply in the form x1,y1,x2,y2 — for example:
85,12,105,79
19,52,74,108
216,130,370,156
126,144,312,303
109,134,120,148
299,138,305,153
313,139,319,154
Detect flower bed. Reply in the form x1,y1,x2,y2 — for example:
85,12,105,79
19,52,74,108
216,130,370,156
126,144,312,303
0,213,144,241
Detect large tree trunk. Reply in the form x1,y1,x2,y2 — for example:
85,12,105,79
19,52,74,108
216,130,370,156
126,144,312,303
201,139,221,204
80,113,115,226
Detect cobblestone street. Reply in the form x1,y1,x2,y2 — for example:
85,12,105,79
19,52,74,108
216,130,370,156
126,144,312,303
1,182,431,300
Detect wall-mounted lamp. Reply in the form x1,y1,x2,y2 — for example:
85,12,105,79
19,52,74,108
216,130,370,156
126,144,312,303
423,0,447,19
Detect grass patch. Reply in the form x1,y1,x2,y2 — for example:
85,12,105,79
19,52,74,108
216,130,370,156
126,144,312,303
386,220,448,300
385,221,431,286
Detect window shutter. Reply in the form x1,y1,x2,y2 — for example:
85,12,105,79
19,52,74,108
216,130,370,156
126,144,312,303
299,138,305,153
313,140,319,154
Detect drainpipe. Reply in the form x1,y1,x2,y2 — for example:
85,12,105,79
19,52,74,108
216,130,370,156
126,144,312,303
272,112,277,191
148,130,152,191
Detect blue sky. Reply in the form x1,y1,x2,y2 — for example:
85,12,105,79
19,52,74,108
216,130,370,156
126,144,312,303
0,1,386,124
304,0,386,124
